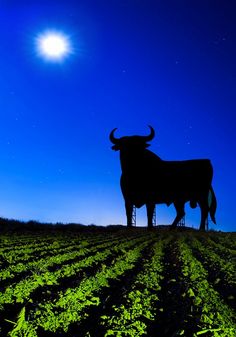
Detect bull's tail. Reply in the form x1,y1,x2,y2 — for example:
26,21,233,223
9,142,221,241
208,186,217,224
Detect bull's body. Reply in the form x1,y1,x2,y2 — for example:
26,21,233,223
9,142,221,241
110,126,217,230
121,155,213,208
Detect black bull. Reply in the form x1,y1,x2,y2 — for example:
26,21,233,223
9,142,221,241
110,126,217,231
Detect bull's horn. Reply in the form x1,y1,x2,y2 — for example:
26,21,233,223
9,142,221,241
142,125,155,141
109,128,119,144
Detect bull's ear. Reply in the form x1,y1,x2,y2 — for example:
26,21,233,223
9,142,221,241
111,144,120,151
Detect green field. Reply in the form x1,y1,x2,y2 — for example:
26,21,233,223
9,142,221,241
0,228,235,337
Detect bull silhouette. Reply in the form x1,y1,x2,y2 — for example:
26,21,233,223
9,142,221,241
110,126,216,230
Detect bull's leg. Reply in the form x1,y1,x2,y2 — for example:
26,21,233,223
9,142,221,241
125,201,133,227
171,201,185,228
146,203,155,229
198,198,208,231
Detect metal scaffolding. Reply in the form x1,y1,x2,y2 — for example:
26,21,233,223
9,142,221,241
178,215,185,227
152,206,157,226
131,206,136,226
131,205,157,227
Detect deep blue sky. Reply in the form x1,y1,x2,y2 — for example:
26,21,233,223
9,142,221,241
0,1,235,231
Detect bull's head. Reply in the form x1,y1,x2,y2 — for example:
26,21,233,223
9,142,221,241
109,125,155,151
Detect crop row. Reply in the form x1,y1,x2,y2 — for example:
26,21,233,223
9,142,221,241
208,232,236,251
0,240,91,267
0,230,146,264
178,238,236,337
0,234,152,310
0,234,59,251
0,233,111,265
1,230,235,337
185,235,236,289
196,234,236,261
0,235,124,282
7,238,153,336
101,236,168,336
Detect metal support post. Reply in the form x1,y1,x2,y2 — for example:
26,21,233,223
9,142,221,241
178,215,185,227
131,206,136,226
152,205,157,226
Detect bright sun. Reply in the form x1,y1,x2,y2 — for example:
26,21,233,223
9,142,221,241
36,31,72,61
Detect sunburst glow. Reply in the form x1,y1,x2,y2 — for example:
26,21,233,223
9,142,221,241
36,31,72,61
